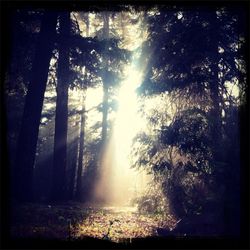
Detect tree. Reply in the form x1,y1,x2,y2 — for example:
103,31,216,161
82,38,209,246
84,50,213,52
67,117,80,200
135,5,246,234
70,12,94,201
100,11,110,148
51,12,71,202
75,91,86,200
14,11,58,202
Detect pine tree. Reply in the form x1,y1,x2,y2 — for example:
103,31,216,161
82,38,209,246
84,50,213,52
14,11,58,202
51,12,71,202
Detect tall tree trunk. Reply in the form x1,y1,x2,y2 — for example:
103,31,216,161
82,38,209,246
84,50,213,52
211,12,222,163
75,91,86,200
68,121,79,199
14,12,58,202
93,11,111,204
207,10,222,162
208,10,225,234
101,11,110,146
101,84,109,145
75,14,89,201
51,12,70,202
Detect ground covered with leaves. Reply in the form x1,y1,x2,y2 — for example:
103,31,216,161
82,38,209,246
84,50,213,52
10,202,177,243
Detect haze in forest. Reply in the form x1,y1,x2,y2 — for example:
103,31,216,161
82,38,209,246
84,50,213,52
2,3,247,246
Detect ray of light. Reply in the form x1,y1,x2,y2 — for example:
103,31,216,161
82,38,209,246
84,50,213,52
92,12,152,206
113,64,145,164
92,51,151,206
103,56,151,206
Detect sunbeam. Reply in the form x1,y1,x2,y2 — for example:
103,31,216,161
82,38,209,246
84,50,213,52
7,5,244,244
112,62,150,205
114,65,145,162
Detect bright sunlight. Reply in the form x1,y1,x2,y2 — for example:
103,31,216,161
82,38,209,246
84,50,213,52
92,42,150,206
8,5,244,245
111,63,149,205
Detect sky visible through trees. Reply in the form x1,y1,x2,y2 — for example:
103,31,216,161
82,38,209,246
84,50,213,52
1,2,249,248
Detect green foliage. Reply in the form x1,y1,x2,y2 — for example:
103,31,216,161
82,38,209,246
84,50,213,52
160,108,212,171
134,7,245,228
133,193,167,215
162,163,215,218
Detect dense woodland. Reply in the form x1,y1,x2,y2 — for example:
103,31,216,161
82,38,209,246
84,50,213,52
1,2,249,247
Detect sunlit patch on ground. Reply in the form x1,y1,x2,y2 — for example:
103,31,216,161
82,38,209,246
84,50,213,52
11,203,177,242
73,206,177,243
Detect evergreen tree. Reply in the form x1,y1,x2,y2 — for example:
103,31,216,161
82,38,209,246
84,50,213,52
136,6,246,234
14,11,58,202
51,12,71,202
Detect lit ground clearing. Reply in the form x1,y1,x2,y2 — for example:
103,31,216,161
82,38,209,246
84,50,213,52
74,206,176,242
11,203,177,243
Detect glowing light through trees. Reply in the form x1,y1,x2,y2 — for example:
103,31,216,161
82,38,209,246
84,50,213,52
114,65,145,163
97,52,150,206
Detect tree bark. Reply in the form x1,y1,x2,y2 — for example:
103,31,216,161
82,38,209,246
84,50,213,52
68,123,79,200
209,11,222,164
101,11,110,146
14,11,58,202
51,12,70,202
75,91,86,200
75,14,89,201
101,83,109,145
208,10,225,234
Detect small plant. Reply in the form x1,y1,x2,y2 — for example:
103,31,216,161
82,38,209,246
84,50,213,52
102,219,120,241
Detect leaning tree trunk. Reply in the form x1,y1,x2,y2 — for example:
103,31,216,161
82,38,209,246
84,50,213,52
75,91,86,200
14,12,58,202
51,12,70,202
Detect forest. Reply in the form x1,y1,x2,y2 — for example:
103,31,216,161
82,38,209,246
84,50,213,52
1,1,249,248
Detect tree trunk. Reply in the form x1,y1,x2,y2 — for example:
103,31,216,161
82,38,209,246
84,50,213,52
101,11,110,146
75,14,89,201
68,122,80,199
208,10,225,234
92,12,111,204
101,83,109,145
75,91,86,200
103,11,110,39
51,12,70,202
208,11,222,162
14,12,58,202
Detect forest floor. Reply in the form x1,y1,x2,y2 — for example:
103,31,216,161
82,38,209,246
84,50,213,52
10,202,177,243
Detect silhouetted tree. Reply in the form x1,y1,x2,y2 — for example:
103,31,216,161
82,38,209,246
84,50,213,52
51,12,71,202
75,92,86,200
67,118,80,200
101,11,110,147
136,5,246,234
14,11,58,202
